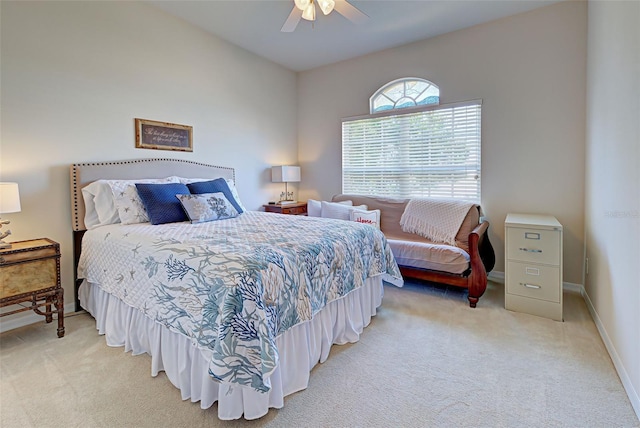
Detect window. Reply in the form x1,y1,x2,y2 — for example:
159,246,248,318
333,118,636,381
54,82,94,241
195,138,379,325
342,79,482,203
343,79,481,202
370,78,440,113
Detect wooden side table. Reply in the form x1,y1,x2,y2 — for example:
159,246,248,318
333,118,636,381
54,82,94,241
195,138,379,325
263,202,308,215
0,238,64,337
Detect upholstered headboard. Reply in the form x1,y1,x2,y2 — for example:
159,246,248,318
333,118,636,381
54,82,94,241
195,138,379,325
70,158,235,232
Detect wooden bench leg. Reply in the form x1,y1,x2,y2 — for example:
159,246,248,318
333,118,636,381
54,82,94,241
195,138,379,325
468,296,479,308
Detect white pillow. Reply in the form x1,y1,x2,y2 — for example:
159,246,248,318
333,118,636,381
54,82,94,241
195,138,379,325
169,176,215,184
225,179,247,213
82,180,120,229
108,177,179,225
320,201,367,221
308,199,352,217
350,208,381,229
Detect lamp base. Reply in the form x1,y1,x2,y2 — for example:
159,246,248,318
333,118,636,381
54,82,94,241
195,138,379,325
0,226,11,249
277,200,299,205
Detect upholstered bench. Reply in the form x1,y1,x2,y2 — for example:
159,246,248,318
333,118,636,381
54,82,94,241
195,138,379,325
331,194,495,307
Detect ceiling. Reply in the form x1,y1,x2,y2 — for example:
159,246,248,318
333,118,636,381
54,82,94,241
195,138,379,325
147,0,560,72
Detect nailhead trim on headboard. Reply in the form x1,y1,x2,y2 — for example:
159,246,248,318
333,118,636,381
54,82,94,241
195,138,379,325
72,163,80,231
71,158,236,232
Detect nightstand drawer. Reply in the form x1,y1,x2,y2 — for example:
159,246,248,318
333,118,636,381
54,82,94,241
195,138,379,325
263,203,307,215
506,227,560,265
282,206,307,215
0,239,58,264
0,258,58,299
506,261,560,303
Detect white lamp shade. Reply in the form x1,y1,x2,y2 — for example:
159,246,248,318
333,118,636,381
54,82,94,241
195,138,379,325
301,3,316,21
294,0,311,11
0,182,21,213
271,166,301,183
318,0,335,15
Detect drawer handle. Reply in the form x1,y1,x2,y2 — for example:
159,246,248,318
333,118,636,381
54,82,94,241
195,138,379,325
519,247,542,253
525,267,540,275
520,283,541,289
525,232,541,240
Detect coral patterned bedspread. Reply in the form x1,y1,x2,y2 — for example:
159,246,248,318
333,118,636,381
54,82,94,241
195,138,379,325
78,211,402,392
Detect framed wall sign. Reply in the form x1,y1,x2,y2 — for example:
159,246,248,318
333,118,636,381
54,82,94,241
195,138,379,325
135,118,193,152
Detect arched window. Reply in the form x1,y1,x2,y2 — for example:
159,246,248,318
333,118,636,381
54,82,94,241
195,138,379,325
343,78,481,202
370,78,440,113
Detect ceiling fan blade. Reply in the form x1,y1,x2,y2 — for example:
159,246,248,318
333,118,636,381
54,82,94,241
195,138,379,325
334,0,369,25
281,6,302,32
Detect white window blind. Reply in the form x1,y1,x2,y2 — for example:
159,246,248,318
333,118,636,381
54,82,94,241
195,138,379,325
342,101,481,202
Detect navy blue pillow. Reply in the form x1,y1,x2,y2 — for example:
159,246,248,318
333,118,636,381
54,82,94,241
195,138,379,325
186,178,244,214
135,183,190,225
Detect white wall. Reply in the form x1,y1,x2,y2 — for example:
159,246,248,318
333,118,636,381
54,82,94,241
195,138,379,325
0,1,297,325
585,0,640,417
297,1,587,284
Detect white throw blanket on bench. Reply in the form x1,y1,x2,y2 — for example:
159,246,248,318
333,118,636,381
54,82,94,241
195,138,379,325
400,198,476,245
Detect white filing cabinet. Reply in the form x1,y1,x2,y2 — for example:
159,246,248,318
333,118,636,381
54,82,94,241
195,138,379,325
505,213,563,321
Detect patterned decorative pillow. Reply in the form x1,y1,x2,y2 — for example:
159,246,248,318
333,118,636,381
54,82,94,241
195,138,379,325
107,177,179,225
350,208,381,229
187,178,244,214
135,183,190,225
169,176,246,212
177,192,239,223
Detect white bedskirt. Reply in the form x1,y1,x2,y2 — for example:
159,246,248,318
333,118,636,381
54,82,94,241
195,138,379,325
79,276,384,420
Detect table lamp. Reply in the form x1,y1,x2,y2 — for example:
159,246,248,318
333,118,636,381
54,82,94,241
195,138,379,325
271,166,300,205
0,182,21,249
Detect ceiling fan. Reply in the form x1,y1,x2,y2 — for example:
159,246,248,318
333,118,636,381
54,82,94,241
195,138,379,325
281,0,369,32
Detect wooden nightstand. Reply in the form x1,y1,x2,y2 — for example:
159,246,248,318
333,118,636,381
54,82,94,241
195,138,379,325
263,202,308,215
0,238,64,337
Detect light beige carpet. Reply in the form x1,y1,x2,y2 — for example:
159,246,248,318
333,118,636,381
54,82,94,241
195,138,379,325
1,279,638,428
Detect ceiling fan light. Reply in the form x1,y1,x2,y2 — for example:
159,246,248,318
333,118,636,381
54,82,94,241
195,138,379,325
301,3,316,21
294,0,311,11
318,0,335,15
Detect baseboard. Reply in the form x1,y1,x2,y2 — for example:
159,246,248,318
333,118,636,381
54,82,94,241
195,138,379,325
0,302,77,334
582,289,640,420
562,281,584,293
488,271,504,282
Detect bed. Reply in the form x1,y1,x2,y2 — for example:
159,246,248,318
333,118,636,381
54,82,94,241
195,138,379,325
70,158,403,420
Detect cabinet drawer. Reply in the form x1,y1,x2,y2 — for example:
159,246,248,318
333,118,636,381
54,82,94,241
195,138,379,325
0,245,57,265
506,261,560,303
283,206,307,215
0,258,58,299
506,227,560,265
